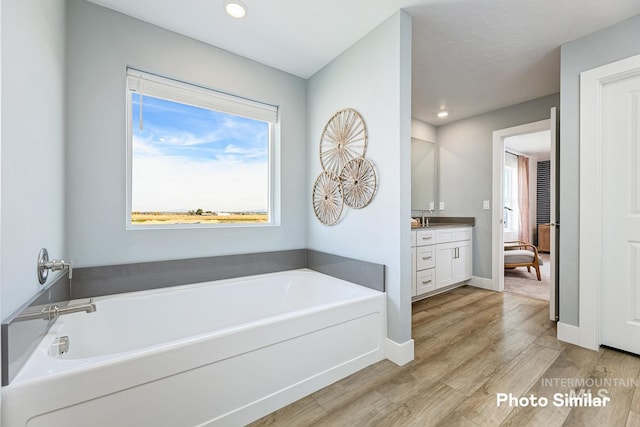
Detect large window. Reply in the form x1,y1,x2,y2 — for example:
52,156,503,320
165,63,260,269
126,69,277,228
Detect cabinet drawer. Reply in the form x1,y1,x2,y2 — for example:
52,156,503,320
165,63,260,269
416,230,436,246
436,229,456,243
455,228,472,241
416,268,436,295
436,227,472,243
416,246,436,270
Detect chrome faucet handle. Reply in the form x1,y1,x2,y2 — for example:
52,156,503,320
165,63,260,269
45,260,73,279
37,248,73,284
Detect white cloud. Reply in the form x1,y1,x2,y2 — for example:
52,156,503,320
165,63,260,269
160,130,222,147
132,135,162,156
131,156,268,212
223,144,267,157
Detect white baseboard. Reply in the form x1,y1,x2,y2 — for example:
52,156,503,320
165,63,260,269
557,322,580,346
468,276,496,291
411,282,465,303
385,338,414,366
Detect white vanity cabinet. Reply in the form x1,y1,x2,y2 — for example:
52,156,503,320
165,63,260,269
411,226,473,300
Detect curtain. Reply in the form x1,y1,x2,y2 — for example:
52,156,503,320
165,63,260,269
517,155,530,243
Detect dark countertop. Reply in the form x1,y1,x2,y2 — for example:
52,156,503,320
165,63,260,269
411,216,475,229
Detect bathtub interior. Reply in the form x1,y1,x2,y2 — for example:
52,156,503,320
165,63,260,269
43,269,379,361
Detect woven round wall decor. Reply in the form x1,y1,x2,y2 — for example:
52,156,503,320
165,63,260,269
319,108,368,176
340,157,377,209
312,170,344,226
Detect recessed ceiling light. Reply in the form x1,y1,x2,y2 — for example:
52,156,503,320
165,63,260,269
437,110,449,118
224,0,247,19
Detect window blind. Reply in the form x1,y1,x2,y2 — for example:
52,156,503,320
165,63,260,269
126,68,278,124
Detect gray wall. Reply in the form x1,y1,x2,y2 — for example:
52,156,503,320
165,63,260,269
66,0,307,267
307,11,413,344
1,0,67,316
559,13,640,326
436,93,559,279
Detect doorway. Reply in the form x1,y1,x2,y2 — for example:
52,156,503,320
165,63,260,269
503,131,552,300
492,115,558,320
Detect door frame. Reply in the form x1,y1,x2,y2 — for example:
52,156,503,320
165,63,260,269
577,53,640,351
550,107,559,321
492,119,551,292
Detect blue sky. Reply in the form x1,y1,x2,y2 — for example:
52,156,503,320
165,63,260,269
131,94,269,212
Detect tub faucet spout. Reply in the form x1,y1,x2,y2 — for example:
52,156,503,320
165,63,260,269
16,299,96,322
48,300,97,320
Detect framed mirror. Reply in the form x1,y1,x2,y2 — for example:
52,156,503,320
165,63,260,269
411,137,436,211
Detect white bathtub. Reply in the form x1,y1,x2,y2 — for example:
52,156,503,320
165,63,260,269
2,269,386,426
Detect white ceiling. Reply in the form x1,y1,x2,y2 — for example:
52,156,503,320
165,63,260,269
505,130,551,157
87,0,640,125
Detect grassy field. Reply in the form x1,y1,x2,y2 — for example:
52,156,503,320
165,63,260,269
131,212,268,225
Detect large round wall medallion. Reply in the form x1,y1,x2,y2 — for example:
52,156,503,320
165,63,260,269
340,157,377,209
312,171,344,226
319,108,368,176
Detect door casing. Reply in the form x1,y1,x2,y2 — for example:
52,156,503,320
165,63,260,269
576,53,640,351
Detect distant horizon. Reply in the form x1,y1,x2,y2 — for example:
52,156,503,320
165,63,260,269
131,209,268,214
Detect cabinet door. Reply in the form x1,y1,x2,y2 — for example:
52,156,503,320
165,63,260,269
452,240,472,283
435,242,454,289
411,247,417,297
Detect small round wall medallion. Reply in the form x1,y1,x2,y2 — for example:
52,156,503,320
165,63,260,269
340,157,377,209
312,171,344,226
319,108,368,176
37,248,49,285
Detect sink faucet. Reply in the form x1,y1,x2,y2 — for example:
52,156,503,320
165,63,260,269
420,209,433,227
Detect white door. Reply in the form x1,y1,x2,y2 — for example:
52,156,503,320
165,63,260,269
600,67,640,355
549,108,559,321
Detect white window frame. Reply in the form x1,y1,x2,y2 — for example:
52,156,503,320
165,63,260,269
125,68,279,230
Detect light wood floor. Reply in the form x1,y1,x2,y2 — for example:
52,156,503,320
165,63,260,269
251,286,640,426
